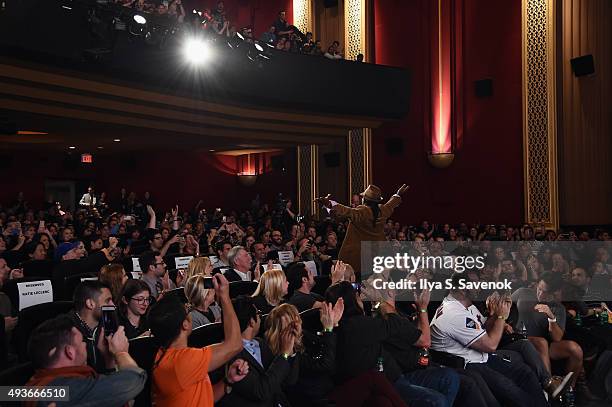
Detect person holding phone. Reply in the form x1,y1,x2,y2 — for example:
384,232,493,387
149,273,246,406
68,281,117,373
25,315,146,407
185,274,222,329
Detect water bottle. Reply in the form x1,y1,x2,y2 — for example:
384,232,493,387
600,309,608,326
376,357,384,372
574,313,582,327
518,321,528,340
417,348,429,368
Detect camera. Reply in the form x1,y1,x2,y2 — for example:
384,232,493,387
203,277,214,289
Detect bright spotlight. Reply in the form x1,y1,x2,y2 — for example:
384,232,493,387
254,43,264,52
133,14,146,24
183,38,211,65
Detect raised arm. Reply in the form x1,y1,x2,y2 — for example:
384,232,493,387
146,205,156,230
208,274,243,371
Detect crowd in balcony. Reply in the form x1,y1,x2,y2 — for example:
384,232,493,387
0,187,610,406
111,0,351,60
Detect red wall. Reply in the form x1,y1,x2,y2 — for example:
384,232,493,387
0,150,296,213
373,0,523,225
188,0,293,39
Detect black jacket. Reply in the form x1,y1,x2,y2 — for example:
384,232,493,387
219,337,297,407
335,314,421,383
284,330,336,402
220,268,245,283
67,310,108,373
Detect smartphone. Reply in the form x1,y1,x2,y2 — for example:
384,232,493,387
101,305,118,335
222,216,227,223
203,277,214,289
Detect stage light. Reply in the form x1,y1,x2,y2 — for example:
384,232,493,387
69,146,76,149
254,43,264,52
183,37,211,66
113,138,121,142
133,14,146,24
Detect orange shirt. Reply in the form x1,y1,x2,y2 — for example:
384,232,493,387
152,347,213,407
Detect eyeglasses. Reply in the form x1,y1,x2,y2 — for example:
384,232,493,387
131,297,152,304
153,236,163,240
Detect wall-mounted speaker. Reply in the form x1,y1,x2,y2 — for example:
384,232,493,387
323,152,340,168
474,78,493,98
385,138,404,156
570,54,595,77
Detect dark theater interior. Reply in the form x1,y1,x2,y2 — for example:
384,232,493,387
0,0,610,406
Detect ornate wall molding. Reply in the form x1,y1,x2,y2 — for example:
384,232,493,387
344,0,371,198
348,128,371,200
297,145,319,217
522,0,559,229
293,0,314,35
344,0,366,61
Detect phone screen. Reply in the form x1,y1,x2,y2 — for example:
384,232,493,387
101,305,118,335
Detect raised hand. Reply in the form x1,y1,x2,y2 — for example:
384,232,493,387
213,273,230,301
280,327,296,355
534,303,554,319
414,287,431,311
331,260,347,283
171,205,179,219
146,205,155,216
396,184,410,196
227,359,249,383
313,194,332,208
332,298,344,326
319,302,334,330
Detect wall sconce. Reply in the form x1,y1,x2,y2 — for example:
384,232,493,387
428,0,457,169
237,154,259,186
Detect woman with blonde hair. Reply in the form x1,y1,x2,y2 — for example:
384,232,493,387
251,268,288,314
184,274,221,329
185,256,213,280
99,263,128,305
265,301,353,406
264,303,303,355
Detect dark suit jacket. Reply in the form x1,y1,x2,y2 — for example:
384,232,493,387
218,268,244,283
219,337,297,407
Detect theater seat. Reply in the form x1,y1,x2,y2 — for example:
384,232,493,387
62,273,97,301
0,362,34,386
163,287,187,303
300,308,323,334
229,281,258,298
429,349,465,369
13,301,74,362
22,260,55,279
128,336,157,407
312,276,331,297
188,322,224,348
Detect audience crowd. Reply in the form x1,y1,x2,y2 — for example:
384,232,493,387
111,0,353,61
0,188,610,406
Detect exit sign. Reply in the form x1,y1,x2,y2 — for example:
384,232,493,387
81,153,93,163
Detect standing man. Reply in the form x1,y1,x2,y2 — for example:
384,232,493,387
314,184,409,276
79,186,97,209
